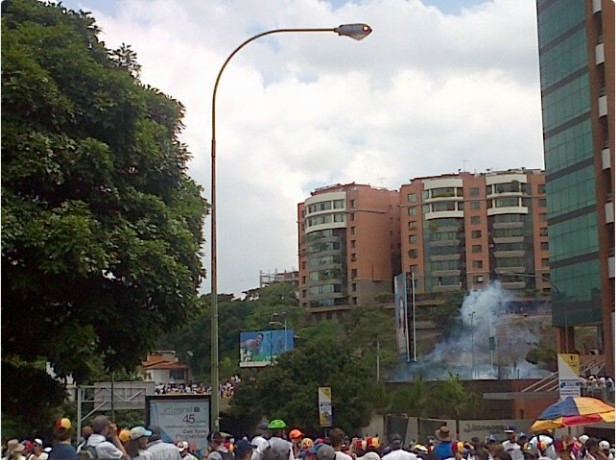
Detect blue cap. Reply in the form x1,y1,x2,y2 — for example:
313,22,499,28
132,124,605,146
486,435,497,443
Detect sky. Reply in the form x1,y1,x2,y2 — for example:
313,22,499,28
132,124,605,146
56,0,544,296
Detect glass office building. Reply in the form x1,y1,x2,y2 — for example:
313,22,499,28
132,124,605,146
536,0,614,375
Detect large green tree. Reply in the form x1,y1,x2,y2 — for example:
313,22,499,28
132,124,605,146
1,0,207,431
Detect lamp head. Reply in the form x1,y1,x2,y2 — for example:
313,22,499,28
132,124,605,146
334,23,372,41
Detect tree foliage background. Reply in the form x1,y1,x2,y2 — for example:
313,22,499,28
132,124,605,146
1,0,207,435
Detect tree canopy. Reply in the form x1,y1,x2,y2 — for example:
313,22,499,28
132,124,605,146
1,0,207,432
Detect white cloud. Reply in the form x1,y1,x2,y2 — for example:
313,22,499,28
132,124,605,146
63,0,544,295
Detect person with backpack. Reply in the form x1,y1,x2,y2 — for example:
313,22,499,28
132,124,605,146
206,433,233,460
265,420,293,460
84,415,127,460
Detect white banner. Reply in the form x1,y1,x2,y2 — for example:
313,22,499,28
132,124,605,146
147,396,210,459
558,353,581,399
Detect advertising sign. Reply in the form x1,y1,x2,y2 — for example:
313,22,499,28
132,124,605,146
239,329,295,368
558,353,581,399
394,273,410,361
146,395,210,459
318,387,333,428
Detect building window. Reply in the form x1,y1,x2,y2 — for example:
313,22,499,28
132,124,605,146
351,226,356,235
538,184,545,194
471,201,481,210
352,283,357,292
408,193,417,203
542,258,549,267
471,230,482,239
540,213,547,222
409,235,417,244
409,249,418,258
352,297,358,305
301,290,307,298
474,276,484,284
350,213,355,221
470,187,480,197
408,207,417,216
302,276,306,283
471,216,481,224
541,242,549,250
301,261,306,269
539,198,547,208
472,245,482,253
351,240,356,249
408,220,417,230
350,199,355,208
539,227,548,236
351,269,357,279
333,199,344,209
472,260,483,269
351,253,357,262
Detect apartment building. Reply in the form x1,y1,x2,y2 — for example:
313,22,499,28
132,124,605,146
400,169,549,294
297,183,400,320
536,0,614,375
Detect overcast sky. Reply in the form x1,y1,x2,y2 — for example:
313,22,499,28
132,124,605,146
57,0,544,296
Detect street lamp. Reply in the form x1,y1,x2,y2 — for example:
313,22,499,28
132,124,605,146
270,312,288,352
209,23,372,431
469,311,476,380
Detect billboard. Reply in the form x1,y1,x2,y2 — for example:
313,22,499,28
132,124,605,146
318,387,333,427
239,329,294,367
146,395,210,459
394,273,410,362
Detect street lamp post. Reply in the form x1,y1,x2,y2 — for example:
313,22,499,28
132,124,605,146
209,23,371,431
270,312,288,351
469,311,476,380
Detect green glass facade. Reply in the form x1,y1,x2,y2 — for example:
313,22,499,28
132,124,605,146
537,0,602,326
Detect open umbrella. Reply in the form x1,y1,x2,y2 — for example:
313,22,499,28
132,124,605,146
531,396,615,432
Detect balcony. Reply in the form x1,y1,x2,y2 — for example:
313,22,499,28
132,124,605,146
425,209,464,220
493,250,526,258
487,205,528,216
606,202,614,224
602,148,611,170
491,221,524,229
593,0,602,13
595,43,605,65
598,95,608,117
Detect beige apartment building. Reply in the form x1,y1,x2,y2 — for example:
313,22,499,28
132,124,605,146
297,183,400,320
400,169,549,294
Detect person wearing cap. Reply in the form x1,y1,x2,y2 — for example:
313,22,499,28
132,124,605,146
49,419,78,460
288,431,303,459
176,441,197,460
598,441,613,460
28,439,48,460
85,415,127,460
147,426,181,460
313,446,336,460
382,434,416,460
125,427,153,460
265,420,293,460
235,440,257,460
77,427,94,454
207,433,232,460
502,427,523,460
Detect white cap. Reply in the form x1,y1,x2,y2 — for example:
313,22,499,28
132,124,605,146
599,441,610,450
33,439,44,446
579,435,589,444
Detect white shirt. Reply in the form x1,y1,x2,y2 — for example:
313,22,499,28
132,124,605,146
382,449,418,460
87,434,123,460
147,440,182,460
251,436,269,460
502,441,523,460
336,452,354,460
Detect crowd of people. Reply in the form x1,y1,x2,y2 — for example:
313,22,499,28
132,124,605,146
2,417,614,460
154,376,241,398
580,375,615,401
